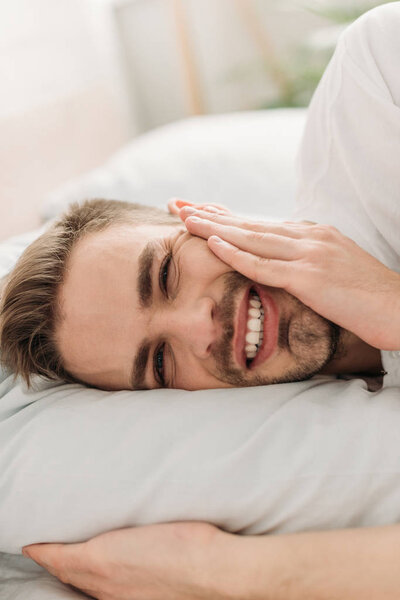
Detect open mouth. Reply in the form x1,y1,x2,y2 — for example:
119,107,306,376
234,285,279,370
244,289,264,366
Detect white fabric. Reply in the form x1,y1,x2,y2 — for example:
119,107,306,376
2,5,400,597
0,110,310,599
294,3,400,271
41,109,306,221
2,367,400,557
0,552,86,600
293,1,400,389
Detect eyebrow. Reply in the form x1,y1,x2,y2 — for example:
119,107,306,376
137,241,156,308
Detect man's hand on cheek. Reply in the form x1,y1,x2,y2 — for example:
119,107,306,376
179,208,400,351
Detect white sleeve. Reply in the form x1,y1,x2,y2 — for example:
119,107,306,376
293,3,400,269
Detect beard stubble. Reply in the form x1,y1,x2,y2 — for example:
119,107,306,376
211,272,342,387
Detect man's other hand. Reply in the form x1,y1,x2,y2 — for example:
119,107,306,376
22,521,237,600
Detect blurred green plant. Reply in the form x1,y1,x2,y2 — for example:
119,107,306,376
225,0,396,109
303,0,396,23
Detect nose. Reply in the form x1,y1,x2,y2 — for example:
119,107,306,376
162,297,218,360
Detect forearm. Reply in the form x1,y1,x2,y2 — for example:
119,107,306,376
217,524,400,600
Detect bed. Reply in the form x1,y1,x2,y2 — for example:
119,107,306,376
2,108,400,599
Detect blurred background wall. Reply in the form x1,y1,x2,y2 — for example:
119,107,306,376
0,0,394,240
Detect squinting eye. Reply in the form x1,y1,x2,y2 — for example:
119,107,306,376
154,344,165,387
159,253,172,296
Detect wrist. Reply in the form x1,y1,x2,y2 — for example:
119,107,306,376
199,527,255,600
206,530,286,600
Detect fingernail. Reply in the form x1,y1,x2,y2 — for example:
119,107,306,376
203,205,219,213
22,548,30,558
187,216,201,223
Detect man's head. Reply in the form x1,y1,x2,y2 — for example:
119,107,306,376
0,198,343,391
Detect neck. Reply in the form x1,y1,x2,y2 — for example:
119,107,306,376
320,329,384,377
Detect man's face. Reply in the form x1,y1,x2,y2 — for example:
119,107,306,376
56,221,340,391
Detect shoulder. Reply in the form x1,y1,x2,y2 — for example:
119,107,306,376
294,3,400,261
342,2,400,44
338,3,400,99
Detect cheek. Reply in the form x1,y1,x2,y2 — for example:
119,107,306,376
177,356,233,390
182,238,230,278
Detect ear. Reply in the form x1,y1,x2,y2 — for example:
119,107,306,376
167,197,232,215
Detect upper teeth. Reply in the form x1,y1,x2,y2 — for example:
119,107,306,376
245,291,264,360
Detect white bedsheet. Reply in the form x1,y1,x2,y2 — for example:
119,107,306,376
0,553,87,600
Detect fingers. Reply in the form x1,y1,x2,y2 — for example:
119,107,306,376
23,542,103,598
185,215,299,260
167,197,194,215
208,236,291,288
180,207,262,229
167,197,231,216
23,543,62,569
23,543,87,582
179,207,307,239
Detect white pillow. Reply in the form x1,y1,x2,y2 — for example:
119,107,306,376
2,220,400,561
0,226,50,281
2,362,400,557
2,111,399,596
41,109,307,221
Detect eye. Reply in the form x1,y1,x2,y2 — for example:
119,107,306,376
159,252,172,297
153,343,166,387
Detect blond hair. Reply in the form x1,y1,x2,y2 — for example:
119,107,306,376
0,198,180,388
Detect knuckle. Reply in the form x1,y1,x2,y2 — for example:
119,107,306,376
251,220,267,230
207,211,221,221
310,224,338,240
247,230,263,242
300,240,325,264
231,246,243,260
325,224,339,236
254,255,270,278
240,220,249,228
305,239,321,255
196,210,218,223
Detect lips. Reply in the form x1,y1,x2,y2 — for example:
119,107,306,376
234,284,279,370
234,286,251,368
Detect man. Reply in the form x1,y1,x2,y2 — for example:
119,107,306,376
0,195,389,392
11,2,400,598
